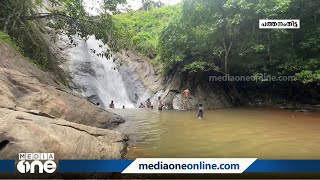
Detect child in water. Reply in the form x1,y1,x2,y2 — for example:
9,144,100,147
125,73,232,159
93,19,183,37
198,104,204,119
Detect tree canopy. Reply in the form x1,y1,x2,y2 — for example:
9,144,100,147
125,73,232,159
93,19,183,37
0,0,127,58
155,0,320,84
113,0,319,104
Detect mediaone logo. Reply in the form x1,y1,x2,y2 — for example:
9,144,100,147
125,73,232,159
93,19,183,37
17,153,56,174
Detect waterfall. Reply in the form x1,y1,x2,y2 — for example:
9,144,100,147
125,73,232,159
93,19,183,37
62,36,135,109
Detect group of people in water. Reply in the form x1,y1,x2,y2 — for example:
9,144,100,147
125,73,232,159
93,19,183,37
109,100,126,109
139,96,165,111
107,88,204,119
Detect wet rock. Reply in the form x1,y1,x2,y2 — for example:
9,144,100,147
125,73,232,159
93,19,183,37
116,51,233,110
77,62,97,77
295,109,309,112
173,94,183,110
117,62,153,105
116,51,164,93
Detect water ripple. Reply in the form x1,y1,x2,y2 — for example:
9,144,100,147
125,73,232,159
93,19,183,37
113,108,320,159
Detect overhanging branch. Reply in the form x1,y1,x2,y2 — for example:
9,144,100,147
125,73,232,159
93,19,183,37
24,12,97,24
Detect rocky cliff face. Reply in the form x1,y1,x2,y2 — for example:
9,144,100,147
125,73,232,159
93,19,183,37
0,43,127,160
115,51,232,110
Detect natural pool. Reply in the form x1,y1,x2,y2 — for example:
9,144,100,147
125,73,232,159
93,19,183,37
111,108,320,159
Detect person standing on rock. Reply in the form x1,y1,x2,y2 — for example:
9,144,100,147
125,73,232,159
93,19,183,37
182,88,190,110
109,100,115,108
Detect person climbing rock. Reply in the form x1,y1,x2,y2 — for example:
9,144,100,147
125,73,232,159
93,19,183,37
182,88,190,110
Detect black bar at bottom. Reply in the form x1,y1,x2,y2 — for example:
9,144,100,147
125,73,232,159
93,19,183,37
1,172,320,179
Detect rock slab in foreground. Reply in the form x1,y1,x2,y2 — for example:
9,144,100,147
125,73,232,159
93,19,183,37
0,108,127,160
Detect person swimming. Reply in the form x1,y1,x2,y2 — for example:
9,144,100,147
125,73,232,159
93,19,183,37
198,104,204,119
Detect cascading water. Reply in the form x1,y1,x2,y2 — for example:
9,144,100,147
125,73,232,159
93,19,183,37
62,35,135,109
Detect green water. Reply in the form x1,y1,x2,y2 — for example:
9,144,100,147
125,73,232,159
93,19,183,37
110,108,320,159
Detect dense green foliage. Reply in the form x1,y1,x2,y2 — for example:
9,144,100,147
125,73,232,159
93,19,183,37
0,0,126,69
0,0,319,104
113,0,319,104
0,31,20,50
0,30,51,70
159,0,320,83
113,5,181,59
114,0,319,84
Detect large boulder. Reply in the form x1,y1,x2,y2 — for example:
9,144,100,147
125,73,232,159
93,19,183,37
0,108,127,160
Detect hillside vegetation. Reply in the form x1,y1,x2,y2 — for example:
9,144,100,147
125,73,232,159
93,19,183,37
113,5,181,59
112,0,320,104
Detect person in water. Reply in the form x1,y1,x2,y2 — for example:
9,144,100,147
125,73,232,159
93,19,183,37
122,105,125,109
139,102,145,108
146,98,151,108
158,96,164,111
109,100,115,108
182,88,190,110
198,104,204,119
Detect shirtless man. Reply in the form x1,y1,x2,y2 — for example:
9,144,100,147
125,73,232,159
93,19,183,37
182,88,190,110
146,98,152,108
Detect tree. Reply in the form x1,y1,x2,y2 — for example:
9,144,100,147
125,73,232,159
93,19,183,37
0,0,126,51
140,0,165,11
